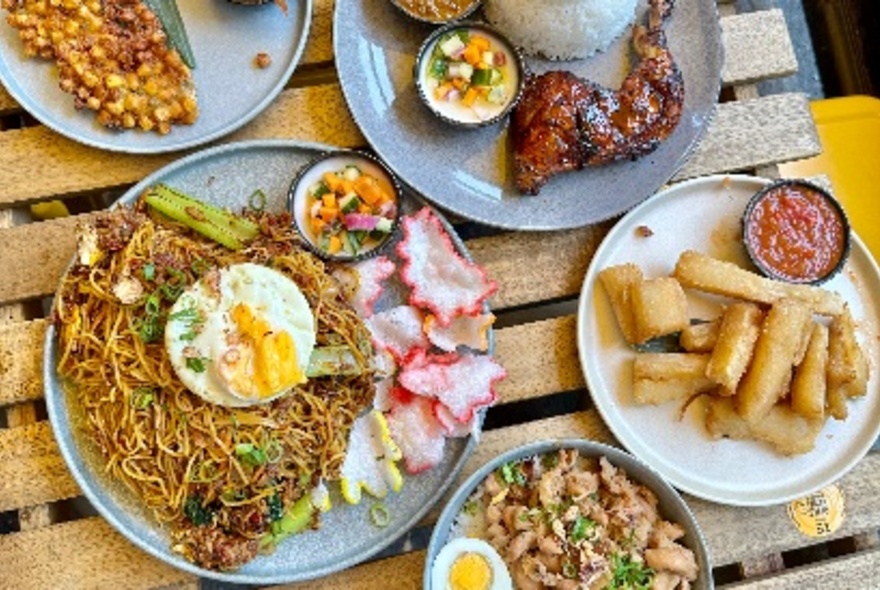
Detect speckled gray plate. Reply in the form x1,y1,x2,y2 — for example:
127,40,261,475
43,140,483,584
334,0,722,230
0,1,310,154
425,439,713,589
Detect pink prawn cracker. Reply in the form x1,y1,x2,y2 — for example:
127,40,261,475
399,349,505,424
396,207,497,325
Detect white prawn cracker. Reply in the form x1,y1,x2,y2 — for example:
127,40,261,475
366,304,429,360
339,410,404,504
424,312,495,352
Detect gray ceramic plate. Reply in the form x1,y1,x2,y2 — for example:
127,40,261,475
0,1,310,154
425,439,713,589
334,0,722,230
44,140,484,584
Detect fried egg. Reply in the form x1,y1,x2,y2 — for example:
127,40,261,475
165,263,316,407
430,537,512,590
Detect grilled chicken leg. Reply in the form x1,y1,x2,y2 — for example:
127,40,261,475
511,0,684,195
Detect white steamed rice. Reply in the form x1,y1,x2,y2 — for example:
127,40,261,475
483,0,639,61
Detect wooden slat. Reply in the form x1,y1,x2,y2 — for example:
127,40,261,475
469,224,612,310
0,84,363,209
2,408,879,587
675,93,820,180
4,404,880,571
0,319,47,406
0,95,820,307
0,517,198,590
0,421,80,512
304,0,335,66
725,547,880,589
0,84,17,114
721,10,798,87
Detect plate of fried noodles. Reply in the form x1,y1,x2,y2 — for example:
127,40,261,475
43,139,491,584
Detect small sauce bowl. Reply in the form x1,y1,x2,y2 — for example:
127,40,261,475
414,22,524,128
389,0,482,25
288,151,401,263
742,179,851,285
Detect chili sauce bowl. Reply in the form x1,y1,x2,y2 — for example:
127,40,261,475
742,179,852,285
414,22,525,129
389,0,483,25
288,150,401,263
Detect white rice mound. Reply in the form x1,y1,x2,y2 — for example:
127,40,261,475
483,0,639,61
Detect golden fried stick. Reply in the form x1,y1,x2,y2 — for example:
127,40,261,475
736,298,812,424
673,250,844,316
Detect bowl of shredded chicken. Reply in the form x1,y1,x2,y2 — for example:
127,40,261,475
425,439,712,589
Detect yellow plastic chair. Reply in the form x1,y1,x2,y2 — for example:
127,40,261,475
779,95,880,259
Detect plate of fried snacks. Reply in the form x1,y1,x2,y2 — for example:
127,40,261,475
577,174,880,506
425,439,712,589
44,139,506,583
334,0,722,230
0,0,309,153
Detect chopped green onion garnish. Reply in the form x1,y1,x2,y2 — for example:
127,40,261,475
248,189,267,212
369,503,390,528
186,357,208,373
142,263,155,281
130,387,155,409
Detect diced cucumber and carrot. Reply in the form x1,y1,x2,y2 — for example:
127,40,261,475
306,165,396,256
427,30,509,107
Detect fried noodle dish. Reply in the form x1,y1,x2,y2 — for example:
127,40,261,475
53,196,375,570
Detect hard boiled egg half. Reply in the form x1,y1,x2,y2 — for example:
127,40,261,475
165,262,316,407
431,537,512,590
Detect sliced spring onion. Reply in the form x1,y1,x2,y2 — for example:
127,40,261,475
369,503,390,528
130,387,155,409
185,357,208,373
248,189,267,212
144,184,260,250
143,0,196,69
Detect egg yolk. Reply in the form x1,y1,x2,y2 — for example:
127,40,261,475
448,552,493,590
221,303,305,399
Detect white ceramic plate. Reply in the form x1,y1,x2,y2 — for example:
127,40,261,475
0,1,310,153
577,174,880,506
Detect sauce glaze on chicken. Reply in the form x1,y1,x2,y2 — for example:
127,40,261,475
511,0,684,195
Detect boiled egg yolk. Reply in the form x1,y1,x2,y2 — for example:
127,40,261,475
448,552,493,590
430,537,512,590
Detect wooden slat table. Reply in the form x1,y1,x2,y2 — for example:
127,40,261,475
1,1,877,588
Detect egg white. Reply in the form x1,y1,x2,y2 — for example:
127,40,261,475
165,263,316,407
431,537,513,590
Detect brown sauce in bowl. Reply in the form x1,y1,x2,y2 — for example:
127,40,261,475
393,0,480,22
744,181,849,284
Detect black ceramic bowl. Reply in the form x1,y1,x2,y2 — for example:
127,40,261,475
389,0,483,25
742,179,852,285
414,21,525,129
288,150,401,263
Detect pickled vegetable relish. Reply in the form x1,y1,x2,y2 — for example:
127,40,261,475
425,29,512,113
305,165,397,257
744,182,848,283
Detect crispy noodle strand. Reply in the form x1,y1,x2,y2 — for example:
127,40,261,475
54,201,375,570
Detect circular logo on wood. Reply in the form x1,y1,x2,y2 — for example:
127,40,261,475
787,485,845,538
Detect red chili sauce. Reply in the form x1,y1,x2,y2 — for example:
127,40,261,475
745,183,847,283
